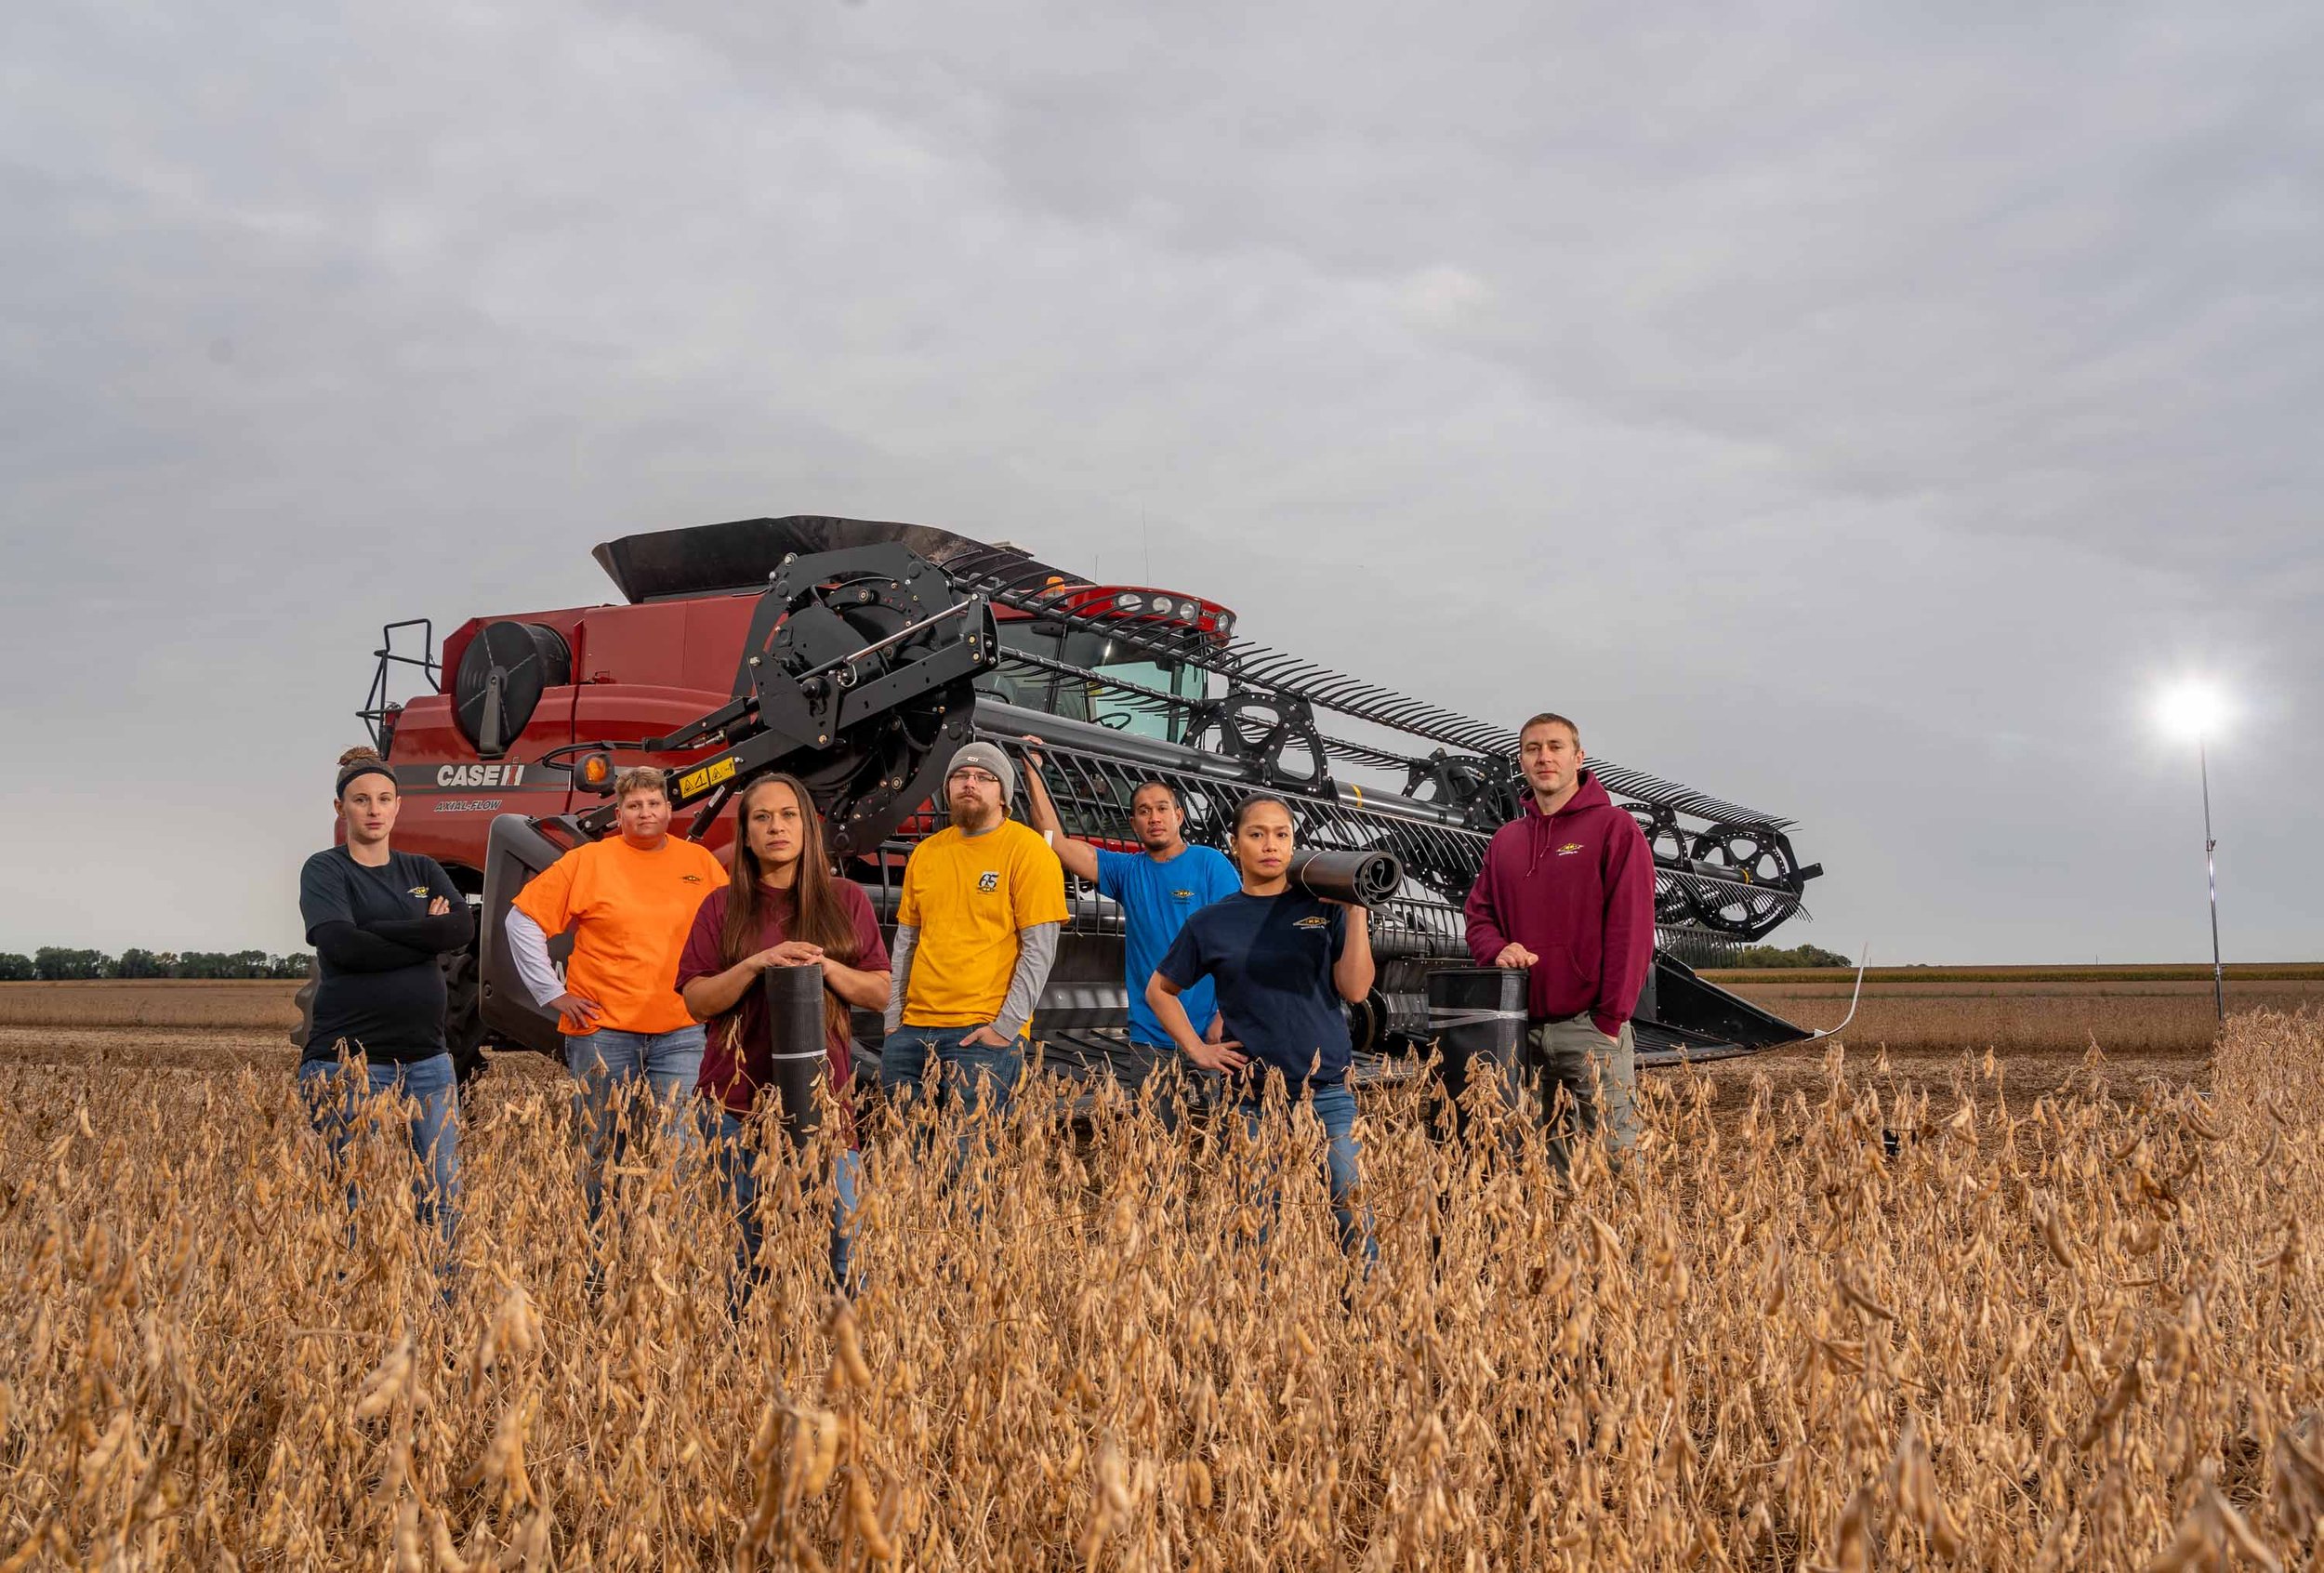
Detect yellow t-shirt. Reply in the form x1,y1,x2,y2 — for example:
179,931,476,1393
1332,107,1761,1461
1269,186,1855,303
896,820,1067,1035
510,836,730,1035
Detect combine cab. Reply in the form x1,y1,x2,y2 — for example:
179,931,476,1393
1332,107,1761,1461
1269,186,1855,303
353,516,1823,1083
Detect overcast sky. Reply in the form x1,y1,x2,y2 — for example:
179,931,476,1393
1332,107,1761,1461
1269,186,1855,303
4,1,2317,964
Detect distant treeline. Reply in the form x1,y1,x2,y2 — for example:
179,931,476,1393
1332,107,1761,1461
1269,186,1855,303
0,948,313,982
1713,943,1855,970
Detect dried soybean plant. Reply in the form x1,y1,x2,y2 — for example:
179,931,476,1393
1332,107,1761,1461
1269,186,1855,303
3,1012,2321,1568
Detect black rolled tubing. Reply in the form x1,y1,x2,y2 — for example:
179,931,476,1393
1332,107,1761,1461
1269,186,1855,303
759,961,827,1148
1287,847,1403,906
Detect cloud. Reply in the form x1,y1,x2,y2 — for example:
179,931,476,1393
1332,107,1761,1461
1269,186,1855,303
0,0,2317,963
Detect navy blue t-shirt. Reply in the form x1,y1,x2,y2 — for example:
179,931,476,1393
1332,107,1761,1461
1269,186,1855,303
1156,889,1351,1086
1095,843,1240,1045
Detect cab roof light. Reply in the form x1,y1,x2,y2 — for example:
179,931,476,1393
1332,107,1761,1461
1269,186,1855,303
1067,584,1235,630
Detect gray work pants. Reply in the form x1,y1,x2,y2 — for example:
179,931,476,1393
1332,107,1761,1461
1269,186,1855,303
1526,1013,1638,1179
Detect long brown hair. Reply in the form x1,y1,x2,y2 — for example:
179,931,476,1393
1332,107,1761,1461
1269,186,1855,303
721,773,862,1044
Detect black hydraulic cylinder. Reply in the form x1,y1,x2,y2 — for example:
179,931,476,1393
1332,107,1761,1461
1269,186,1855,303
1287,847,1403,906
1426,967,1528,1139
760,962,828,1148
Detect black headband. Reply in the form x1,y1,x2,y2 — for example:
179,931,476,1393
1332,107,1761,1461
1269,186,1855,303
336,760,396,799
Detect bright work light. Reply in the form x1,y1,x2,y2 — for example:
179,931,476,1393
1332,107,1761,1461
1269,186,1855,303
2157,681,2229,736
2156,679,2230,1021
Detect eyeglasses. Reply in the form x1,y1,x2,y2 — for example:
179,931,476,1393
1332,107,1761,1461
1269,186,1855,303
950,768,1002,787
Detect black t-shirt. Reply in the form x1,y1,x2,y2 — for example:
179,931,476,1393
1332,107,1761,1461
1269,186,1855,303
298,848,460,1064
1156,889,1351,1087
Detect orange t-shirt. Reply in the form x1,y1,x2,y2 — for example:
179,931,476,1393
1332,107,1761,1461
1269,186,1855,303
510,836,730,1035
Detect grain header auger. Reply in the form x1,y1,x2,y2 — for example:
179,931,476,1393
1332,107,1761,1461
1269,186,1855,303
352,516,1820,1081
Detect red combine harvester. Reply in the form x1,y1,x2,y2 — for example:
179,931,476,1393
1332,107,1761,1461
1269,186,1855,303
351,516,1822,1084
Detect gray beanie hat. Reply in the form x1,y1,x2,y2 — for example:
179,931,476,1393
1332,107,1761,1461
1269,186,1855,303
945,740,1018,801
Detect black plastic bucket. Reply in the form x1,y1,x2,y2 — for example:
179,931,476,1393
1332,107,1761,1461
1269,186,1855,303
761,962,827,1148
1427,967,1528,1138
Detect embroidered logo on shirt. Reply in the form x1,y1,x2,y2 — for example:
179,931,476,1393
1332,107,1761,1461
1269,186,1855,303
407,885,431,898
1172,889,1193,901
1556,841,1586,856
978,871,999,892
1294,915,1329,930
680,873,706,884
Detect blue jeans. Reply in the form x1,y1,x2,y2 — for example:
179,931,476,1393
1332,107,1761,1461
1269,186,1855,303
1104,1039,1218,1132
706,1105,863,1303
565,1025,706,1223
879,1024,1023,1185
878,1025,1022,1118
1240,1080,1376,1268
297,1053,460,1266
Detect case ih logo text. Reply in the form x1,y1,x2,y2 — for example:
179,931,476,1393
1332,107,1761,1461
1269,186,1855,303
437,763,527,788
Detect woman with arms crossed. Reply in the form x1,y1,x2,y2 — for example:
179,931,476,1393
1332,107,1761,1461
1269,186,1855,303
297,747,473,1270
678,774,890,1297
1147,795,1378,1264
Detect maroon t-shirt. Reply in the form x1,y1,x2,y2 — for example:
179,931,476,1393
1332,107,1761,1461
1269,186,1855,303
677,879,890,1120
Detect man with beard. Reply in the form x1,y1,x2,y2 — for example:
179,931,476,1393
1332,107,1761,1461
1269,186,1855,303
878,742,1068,1123
1019,740,1239,1121
1462,712,1656,1177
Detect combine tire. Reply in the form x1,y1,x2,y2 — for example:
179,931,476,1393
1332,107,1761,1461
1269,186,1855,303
441,945,491,1088
288,975,317,1052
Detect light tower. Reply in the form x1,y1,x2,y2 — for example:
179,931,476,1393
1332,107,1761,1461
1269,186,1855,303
2159,682,2228,1021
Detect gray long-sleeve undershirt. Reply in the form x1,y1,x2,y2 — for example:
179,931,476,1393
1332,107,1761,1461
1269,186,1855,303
503,907,565,1009
884,920,1062,1042
884,925,918,1035
992,921,1060,1042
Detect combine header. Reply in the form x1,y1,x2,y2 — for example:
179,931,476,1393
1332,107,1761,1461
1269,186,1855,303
352,516,1823,1081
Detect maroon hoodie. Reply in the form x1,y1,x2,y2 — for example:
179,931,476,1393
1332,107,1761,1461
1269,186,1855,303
1462,770,1657,1037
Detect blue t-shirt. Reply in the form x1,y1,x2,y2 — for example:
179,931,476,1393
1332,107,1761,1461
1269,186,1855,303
1156,889,1351,1086
1096,843,1241,1046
